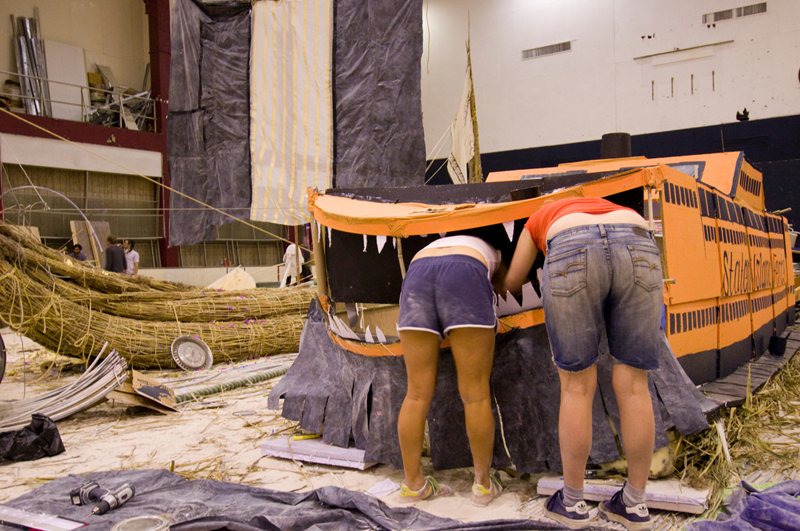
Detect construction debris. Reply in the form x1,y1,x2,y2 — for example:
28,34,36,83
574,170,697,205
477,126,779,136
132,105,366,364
0,345,127,432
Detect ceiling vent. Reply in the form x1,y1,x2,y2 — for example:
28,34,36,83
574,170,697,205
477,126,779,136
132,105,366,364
702,2,766,24
522,41,571,60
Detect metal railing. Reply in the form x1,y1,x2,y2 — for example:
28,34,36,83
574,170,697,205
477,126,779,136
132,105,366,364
1,68,157,131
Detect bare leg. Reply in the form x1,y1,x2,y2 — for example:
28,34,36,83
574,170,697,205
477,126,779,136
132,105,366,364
449,327,496,489
557,365,597,490
398,330,441,491
612,364,654,490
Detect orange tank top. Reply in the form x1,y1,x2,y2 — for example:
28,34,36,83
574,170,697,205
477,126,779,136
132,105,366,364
524,197,635,251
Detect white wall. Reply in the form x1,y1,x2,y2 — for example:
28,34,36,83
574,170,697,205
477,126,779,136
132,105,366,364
422,0,800,157
2,0,149,93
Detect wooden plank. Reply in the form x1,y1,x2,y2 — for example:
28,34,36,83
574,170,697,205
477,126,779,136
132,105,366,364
537,476,709,514
71,220,111,268
69,220,94,265
8,224,42,243
261,436,377,470
43,40,86,122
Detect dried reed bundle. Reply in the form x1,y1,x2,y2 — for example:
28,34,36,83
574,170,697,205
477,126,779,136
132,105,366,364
23,263,314,322
0,260,305,368
0,220,309,368
0,222,192,293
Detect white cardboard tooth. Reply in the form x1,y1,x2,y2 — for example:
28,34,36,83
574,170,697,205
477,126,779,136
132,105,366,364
376,326,387,343
363,234,368,252
327,227,332,247
333,315,360,340
393,237,397,248
496,291,522,316
364,326,374,343
376,235,387,253
438,232,446,238
420,234,427,238
503,221,515,241
521,281,543,310
328,314,342,335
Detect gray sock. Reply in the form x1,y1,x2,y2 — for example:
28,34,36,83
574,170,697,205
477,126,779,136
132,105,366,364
622,482,647,507
562,484,584,507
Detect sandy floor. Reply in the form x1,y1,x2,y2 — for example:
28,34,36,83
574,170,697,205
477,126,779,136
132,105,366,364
0,329,549,526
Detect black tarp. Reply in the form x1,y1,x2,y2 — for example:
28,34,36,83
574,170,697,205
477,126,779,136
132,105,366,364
0,469,575,531
333,0,426,188
269,302,711,473
167,0,252,247
0,414,64,462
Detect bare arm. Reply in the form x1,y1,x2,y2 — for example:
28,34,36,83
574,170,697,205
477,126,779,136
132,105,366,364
504,229,540,296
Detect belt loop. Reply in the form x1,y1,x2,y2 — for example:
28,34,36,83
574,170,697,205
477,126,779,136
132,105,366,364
598,223,606,238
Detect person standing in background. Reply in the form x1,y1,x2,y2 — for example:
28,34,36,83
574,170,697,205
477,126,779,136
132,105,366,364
124,239,140,275
104,235,126,273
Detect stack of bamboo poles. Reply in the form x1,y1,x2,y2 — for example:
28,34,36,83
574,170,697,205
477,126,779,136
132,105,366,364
0,222,313,369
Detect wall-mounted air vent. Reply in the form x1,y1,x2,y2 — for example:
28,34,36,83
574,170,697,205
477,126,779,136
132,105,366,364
522,41,571,60
702,3,766,24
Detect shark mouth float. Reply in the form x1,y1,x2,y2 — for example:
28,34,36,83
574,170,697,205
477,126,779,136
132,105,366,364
269,152,794,474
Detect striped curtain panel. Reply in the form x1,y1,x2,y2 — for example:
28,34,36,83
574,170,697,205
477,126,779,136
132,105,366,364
250,0,333,226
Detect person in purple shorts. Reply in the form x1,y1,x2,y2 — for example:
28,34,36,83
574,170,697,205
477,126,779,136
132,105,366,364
396,235,505,506
505,197,662,531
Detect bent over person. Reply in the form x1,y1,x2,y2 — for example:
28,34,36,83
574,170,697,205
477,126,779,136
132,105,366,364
396,235,504,506
504,197,662,530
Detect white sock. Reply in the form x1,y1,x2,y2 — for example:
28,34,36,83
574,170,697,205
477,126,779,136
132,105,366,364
622,482,647,507
563,485,584,507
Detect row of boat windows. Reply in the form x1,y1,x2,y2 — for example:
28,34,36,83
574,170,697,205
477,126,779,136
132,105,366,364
669,294,782,335
665,181,783,235
739,170,762,197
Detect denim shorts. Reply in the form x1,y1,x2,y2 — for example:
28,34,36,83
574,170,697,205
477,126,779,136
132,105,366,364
542,224,662,372
397,255,497,338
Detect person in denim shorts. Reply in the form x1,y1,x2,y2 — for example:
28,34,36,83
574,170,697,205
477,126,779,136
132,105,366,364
504,197,662,531
396,235,505,506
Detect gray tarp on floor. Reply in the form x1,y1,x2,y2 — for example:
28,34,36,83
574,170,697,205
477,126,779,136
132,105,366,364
0,469,572,531
167,0,251,246
268,302,711,473
333,0,426,188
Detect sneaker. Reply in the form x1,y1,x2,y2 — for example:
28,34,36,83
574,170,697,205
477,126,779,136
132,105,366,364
599,488,652,531
543,489,595,529
471,474,503,507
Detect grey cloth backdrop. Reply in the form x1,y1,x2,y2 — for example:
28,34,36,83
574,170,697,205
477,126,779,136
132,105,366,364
333,0,426,188
167,0,251,247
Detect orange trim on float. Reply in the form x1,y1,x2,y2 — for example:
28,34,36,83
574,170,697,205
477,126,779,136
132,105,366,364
309,167,664,237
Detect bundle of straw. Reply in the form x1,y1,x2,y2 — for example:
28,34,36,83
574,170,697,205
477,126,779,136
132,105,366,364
0,221,310,368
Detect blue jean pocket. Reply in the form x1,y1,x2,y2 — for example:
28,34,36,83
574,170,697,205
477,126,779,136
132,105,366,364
628,244,662,291
546,247,587,296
